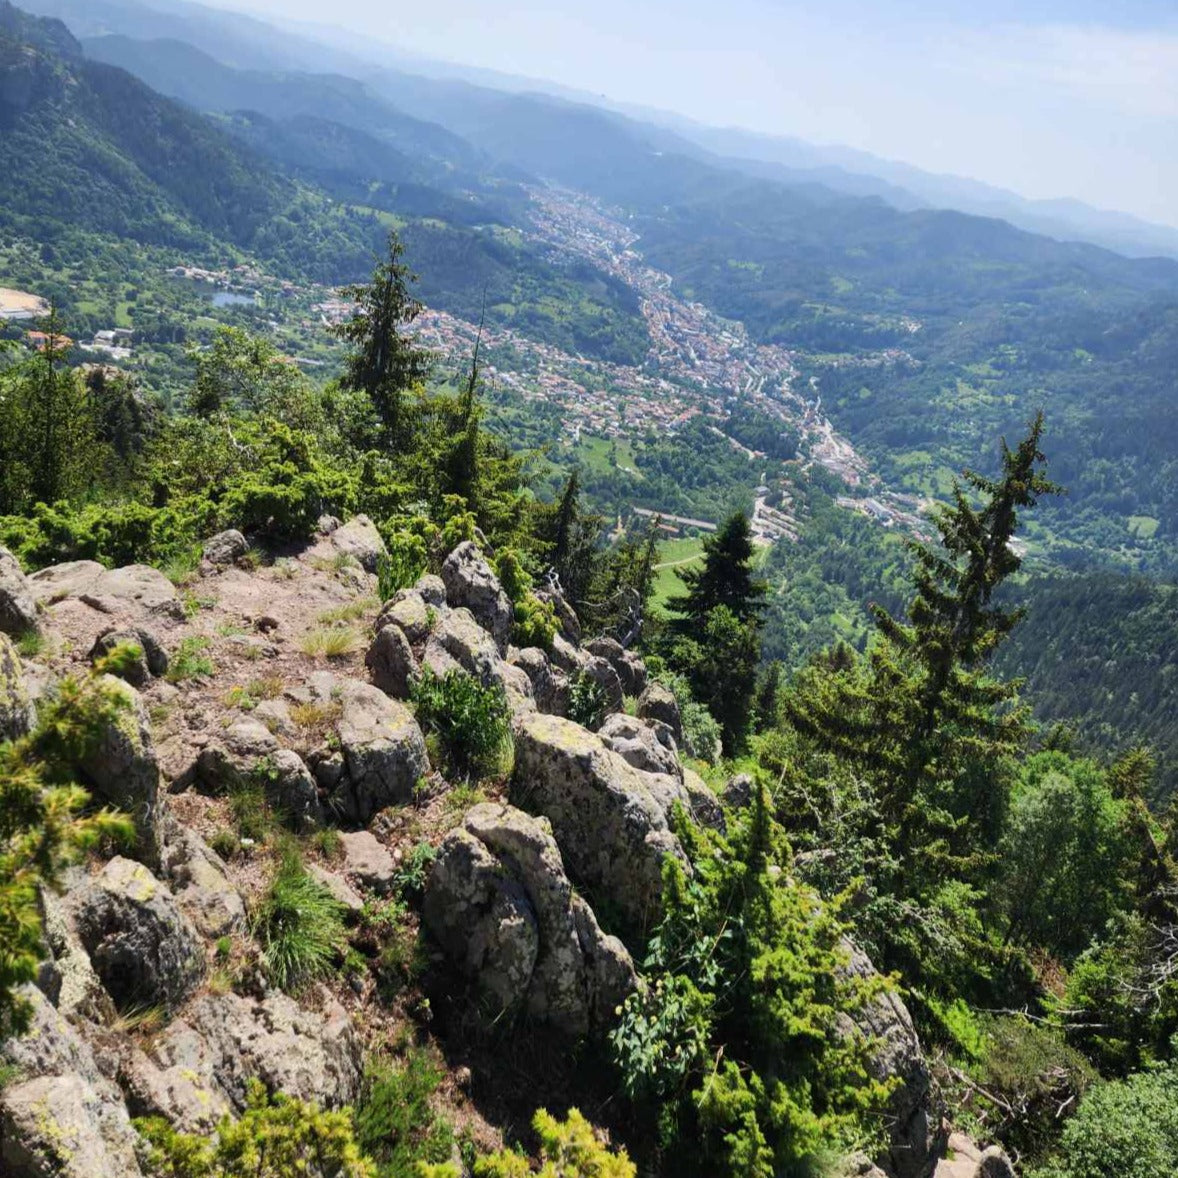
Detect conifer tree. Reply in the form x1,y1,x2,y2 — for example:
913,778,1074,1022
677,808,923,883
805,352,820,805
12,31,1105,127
666,511,767,630
332,231,432,442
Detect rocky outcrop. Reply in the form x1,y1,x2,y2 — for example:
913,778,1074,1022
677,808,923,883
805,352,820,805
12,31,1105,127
722,772,755,809
512,712,690,930
35,885,115,1024
441,542,512,653
932,1133,1015,1178
339,830,397,895
637,681,682,744
330,513,387,573
366,621,419,698
509,646,569,716
0,632,36,741
682,767,726,832
580,655,624,717
376,590,434,645
69,857,205,1012
76,675,162,866
202,529,248,567
0,986,143,1178
88,626,168,687
840,942,944,1178
187,718,322,831
598,712,681,779
123,990,363,1132
535,585,580,644
288,674,427,824
584,636,647,698
161,831,246,940
28,562,178,615
420,607,535,718
0,545,39,636
424,803,637,1034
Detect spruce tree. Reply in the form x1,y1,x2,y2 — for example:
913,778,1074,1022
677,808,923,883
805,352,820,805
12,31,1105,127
332,231,432,442
666,511,767,630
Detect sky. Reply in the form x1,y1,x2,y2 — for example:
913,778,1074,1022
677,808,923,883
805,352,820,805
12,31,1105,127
211,0,1177,227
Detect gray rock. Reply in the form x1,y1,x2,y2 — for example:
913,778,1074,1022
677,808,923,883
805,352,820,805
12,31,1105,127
440,542,512,653
547,632,585,674
839,942,944,1178
414,573,448,607
88,626,167,687
722,773,755,809
161,831,247,940
27,559,105,603
598,713,681,779
0,988,144,1174
318,514,342,535
307,865,364,914
339,830,396,894
375,591,433,645
1,1074,144,1178
75,675,161,867
366,622,418,699
35,886,115,1024
202,529,248,566
422,607,534,716
637,681,682,744
509,647,569,716
424,803,636,1034
137,990,363,1120
511,713,690,931
28,562,179,616
0,546,39,636
323,677,428,823
0,632,36,742
683,767,726,833
331,513,387,573
69,856,205,1012
535,586,580,643
583,637,647,698
253,698,298,741
581,655,624,717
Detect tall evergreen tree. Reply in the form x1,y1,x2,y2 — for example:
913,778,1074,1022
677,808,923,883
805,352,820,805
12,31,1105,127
666,511,767,630
332,231,432,442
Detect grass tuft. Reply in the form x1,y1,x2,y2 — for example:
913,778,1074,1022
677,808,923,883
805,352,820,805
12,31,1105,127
299,627,363,659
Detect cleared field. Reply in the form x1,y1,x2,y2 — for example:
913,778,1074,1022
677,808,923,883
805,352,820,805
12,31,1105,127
650,536,705,614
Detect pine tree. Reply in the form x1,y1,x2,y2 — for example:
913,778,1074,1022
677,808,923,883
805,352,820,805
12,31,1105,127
332,231,433,442
666,511,767,630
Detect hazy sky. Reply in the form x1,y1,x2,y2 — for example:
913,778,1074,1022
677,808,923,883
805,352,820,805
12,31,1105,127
213,0,1177,227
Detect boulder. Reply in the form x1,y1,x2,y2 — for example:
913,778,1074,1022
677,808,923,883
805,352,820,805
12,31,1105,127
722,772,755,809
637,681,682,744
584,637,647,698
130,990,362,1127
307,865,364,914
0,546,39,636
0,632,36,742
75,675,161,866
932,1134,1015,1178
202,529,248,567
509,647,569,716
424,803,636,1034
69,857,205,1012
840,942,944,1178
161,831,247,940
366,622,418,699
189,720,322,830
304,676,428,823
339,830,397,894
414,573,448,607
331,513,387,573
0,987,144,1176
535,586,580,643
512,713,690,930
422,607,534,715
88,626,168,687
598,712,681,779
28,561,178,616
35,885,115,1024
683,767,726,832
1,1074,144,1178
547,632,585,674
440,542,512,653
375,590,433,645
581,655,624,718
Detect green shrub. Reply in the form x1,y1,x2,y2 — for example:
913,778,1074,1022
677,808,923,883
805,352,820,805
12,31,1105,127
0,668,134,1035
411,668,511,779
167,636,214,682
252,848,346,991
474,1108,635,1177
608,795,891,1177
376,531,429,601
353,1051,454,1178
136,1078,372,1177
1031,1056,1178,1178
657,673,721,763
512,593,558,651
567,673,608,730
